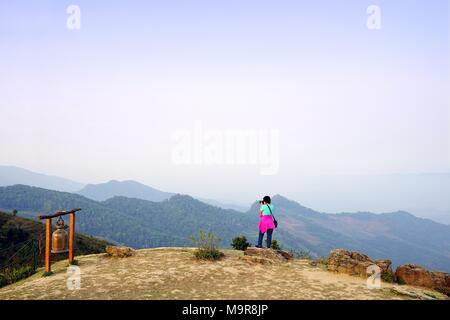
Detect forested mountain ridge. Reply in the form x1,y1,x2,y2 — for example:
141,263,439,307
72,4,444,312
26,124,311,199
0,185,449,272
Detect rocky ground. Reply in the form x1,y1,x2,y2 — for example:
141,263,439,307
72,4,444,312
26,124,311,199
0,248,447,300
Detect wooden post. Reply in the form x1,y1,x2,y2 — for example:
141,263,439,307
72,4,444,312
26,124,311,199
68,213,75,263
39,208,80,271
45,218,52,273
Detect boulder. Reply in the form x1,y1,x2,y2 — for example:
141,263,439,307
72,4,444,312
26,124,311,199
106,246,136,258
395,264,449,296
244,247,293,263
327,249,392,279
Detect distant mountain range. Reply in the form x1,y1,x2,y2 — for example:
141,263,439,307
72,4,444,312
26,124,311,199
0,184,449,272
0,166,247,211
77,180,175,202
0,166,84,192
3,166,450,224
287,173,450,225
78,180,249,211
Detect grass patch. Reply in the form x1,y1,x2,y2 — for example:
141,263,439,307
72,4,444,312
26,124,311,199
193,249,224,260
0,265,36,288
191,230,224,261
42,271,54,277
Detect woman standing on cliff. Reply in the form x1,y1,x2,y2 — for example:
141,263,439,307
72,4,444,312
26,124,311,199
256,196,277,248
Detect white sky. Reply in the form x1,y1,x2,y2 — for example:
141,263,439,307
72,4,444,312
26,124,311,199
0,0,449,205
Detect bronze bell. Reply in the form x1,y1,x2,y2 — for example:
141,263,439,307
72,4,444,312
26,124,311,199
51,217,69,254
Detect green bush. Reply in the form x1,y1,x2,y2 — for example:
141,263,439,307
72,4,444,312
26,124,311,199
270,240,281,250
194,249,224,260
381,270,395,283
191,230,224,261
231,235,251,251
0,265,35,288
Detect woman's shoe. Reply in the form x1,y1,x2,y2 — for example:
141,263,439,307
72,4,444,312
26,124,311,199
255,245,262,248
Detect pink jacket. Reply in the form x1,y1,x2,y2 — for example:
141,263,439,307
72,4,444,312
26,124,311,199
259,211,275,233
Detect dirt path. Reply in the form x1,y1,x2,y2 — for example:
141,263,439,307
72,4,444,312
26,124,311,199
0,248,443,300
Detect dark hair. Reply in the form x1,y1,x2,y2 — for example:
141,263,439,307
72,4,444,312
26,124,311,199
263,196,271,204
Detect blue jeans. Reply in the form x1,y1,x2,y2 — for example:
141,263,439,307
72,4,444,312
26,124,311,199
257,228,274,248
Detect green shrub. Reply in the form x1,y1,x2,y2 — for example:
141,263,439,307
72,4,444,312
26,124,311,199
396,277,406,285
193,249,224,260
270,240,281,250
191,230,224,261
0,265,35,288
381,270,395,283
231,235,251,251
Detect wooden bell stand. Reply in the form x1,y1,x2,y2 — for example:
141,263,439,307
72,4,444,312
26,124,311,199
38,208,81,273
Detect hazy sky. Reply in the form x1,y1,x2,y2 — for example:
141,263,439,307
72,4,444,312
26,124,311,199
0,0,449,204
